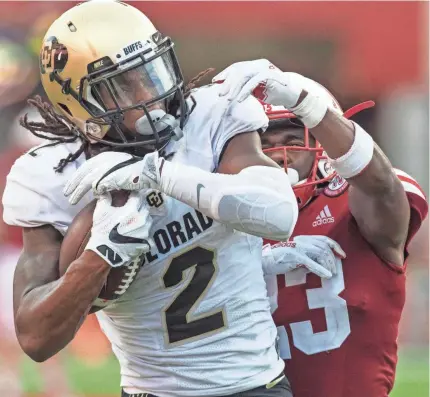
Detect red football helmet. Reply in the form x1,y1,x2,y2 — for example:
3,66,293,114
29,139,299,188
261,73,374,209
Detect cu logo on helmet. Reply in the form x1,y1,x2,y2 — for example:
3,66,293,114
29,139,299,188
146,191,164,208
40,36,68,75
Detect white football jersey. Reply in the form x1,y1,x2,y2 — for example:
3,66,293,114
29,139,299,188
2,140,90,235
3,84,283,397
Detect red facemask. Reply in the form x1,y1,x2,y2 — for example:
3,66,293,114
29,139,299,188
262,100,375,209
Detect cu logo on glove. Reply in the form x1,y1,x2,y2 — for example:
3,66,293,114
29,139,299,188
146,191,164,208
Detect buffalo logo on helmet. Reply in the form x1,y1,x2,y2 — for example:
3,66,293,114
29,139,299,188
40,36,68,75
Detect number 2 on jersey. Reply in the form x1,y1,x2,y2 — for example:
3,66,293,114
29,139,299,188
162,246,226,346
277,257,350,358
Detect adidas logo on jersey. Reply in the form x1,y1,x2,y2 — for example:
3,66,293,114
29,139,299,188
312,205,335,227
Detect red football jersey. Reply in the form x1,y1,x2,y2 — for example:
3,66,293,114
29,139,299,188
269,169,428,397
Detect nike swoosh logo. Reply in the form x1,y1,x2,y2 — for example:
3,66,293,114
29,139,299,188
109,224,151,249
266,374,285,389
95,156,141,191
196,183,205,208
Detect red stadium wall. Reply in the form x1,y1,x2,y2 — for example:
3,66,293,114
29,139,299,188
2,1,426,96
143,1,426,95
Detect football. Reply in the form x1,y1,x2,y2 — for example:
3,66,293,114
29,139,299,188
58,191,142,313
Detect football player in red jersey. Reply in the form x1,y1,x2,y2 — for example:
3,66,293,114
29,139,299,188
215,60,428,397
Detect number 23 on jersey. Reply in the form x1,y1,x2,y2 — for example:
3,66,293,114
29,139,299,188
276,257,351,359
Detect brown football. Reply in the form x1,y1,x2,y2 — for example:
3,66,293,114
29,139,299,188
58,191,142,313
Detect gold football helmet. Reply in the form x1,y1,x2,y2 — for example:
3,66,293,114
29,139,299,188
39,0,187,151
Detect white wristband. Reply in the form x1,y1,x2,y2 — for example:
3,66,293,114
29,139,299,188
290,94,328,128
328,122,374,179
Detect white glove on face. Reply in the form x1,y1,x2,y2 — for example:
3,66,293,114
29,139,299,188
214,59,303,108
64,151,161,205
262,235,346,279
86,191,154,268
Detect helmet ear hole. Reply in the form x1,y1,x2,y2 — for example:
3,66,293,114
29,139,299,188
58,103,73,117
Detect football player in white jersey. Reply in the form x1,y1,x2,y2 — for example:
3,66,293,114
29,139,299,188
2,2,343,397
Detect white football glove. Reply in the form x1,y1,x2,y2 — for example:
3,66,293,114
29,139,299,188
86,191,154,268
64,151,161,205
214,59,303,108
213,59,281,100
262,235,346,279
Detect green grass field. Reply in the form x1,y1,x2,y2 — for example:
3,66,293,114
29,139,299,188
19,348,429,396
390,348,429,397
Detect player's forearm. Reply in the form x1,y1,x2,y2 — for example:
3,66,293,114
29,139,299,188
16,251,110,362
159,161,298,240
308,108,355,159
309,109,398,195
310,108,410,258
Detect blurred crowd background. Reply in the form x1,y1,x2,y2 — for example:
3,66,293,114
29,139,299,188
0,1,428,396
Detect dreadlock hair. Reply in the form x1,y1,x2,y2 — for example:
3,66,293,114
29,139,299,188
22,69,216,173
181,67,216,117
20,96,88,173
184,68,215,97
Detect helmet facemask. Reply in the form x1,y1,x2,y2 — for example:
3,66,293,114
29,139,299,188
50,35,187,152
262,101,375,208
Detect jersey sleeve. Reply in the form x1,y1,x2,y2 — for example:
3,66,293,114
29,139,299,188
2,143,89,236
184,84,269,171
394,169,428,247
212,95,269,167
